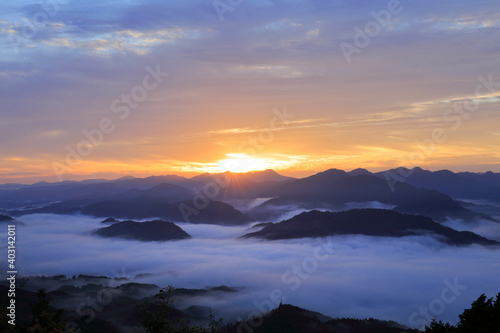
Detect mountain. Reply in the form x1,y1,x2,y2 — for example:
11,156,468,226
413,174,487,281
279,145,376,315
92,220,191,241
237,169,295,183
100,217,119,224
262,168,349,198
79,199,252,225
224,303,419,333
242,209,500,246
348,168,373,176
108,183,194,203
1,167,497,225
186,170,295,200
0,214,25,225
0,214,16,222
0,175,191,210
375,167,500,204
189,169,294,186
253,170,493,223
4,275,419,333
0,170,294,210
7,195,253,225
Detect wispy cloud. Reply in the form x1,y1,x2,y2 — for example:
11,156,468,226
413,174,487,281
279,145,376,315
1,0,500,182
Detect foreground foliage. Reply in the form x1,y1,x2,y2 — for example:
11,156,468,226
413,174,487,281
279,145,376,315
140,285,223,333
425,293,500,333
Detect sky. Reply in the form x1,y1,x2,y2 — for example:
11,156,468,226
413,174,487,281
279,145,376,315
1,0,500,183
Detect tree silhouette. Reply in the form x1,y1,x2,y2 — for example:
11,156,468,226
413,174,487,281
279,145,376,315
140,285,223,333
456,293,500,333
425,292,500,333
26,289,77,333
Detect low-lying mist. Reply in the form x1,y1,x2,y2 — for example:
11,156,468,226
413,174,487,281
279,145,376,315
444,218,500,242
4,213,500,329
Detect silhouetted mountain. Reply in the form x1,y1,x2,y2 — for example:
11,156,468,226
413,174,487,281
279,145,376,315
100,217,119,224
189,169,293,187
1,168,498,225
0,214,25,225
0,175,191,209
2,275,421,333
0,214,15,222
80,199,252,225
224,303,419,333
0,183,29,190
375,167,500,204
0,170,294,210
242,209,500,246
250,222,275,229
186,170,295,200
7,197,252,225
349,168,373,176
241,169,295,182
254,170,493,223
92,220,190,241
109,183,194,203
262,168,348,197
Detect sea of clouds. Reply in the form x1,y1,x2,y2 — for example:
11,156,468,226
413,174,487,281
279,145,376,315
2,213,500,329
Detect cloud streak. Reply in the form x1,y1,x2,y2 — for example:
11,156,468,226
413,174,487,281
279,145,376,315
1,0,500,182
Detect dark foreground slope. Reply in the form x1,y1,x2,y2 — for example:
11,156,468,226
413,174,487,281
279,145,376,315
92,220,191,241
243,209,500,246
224,303,419,333
0,278,419,333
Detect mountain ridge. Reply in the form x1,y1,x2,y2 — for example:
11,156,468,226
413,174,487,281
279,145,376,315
242,209,500,246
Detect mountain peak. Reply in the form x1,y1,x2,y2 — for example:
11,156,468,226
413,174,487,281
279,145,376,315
349,168,372,176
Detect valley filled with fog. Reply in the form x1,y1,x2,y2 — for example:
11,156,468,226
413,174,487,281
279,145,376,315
6,212,500,329
2,168,500,331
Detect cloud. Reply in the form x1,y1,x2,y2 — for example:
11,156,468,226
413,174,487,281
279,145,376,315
443,218,500,242
1,0,500,182
3,213,499,328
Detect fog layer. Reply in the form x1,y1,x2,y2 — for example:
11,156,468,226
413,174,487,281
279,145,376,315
4,214,500,329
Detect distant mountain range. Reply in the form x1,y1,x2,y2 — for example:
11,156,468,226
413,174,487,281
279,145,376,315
376,167,500,204
1,167,499,227
0,169,292,210
251,169,495,223
242,209,500,246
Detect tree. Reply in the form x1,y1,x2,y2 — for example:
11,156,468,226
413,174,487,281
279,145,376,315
425,292,500,333
140,285,223,333
456,293,500,333
26,289,76,333
425,318,456,333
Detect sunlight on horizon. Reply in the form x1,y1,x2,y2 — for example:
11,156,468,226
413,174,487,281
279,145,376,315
215,153,291,173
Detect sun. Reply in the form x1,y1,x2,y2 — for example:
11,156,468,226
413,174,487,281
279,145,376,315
217,153,273,173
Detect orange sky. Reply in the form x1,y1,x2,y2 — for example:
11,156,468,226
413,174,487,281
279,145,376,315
1,1,499,184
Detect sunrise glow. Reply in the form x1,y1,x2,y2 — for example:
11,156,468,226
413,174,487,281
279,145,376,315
0,1,499,184
215,154,269,173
